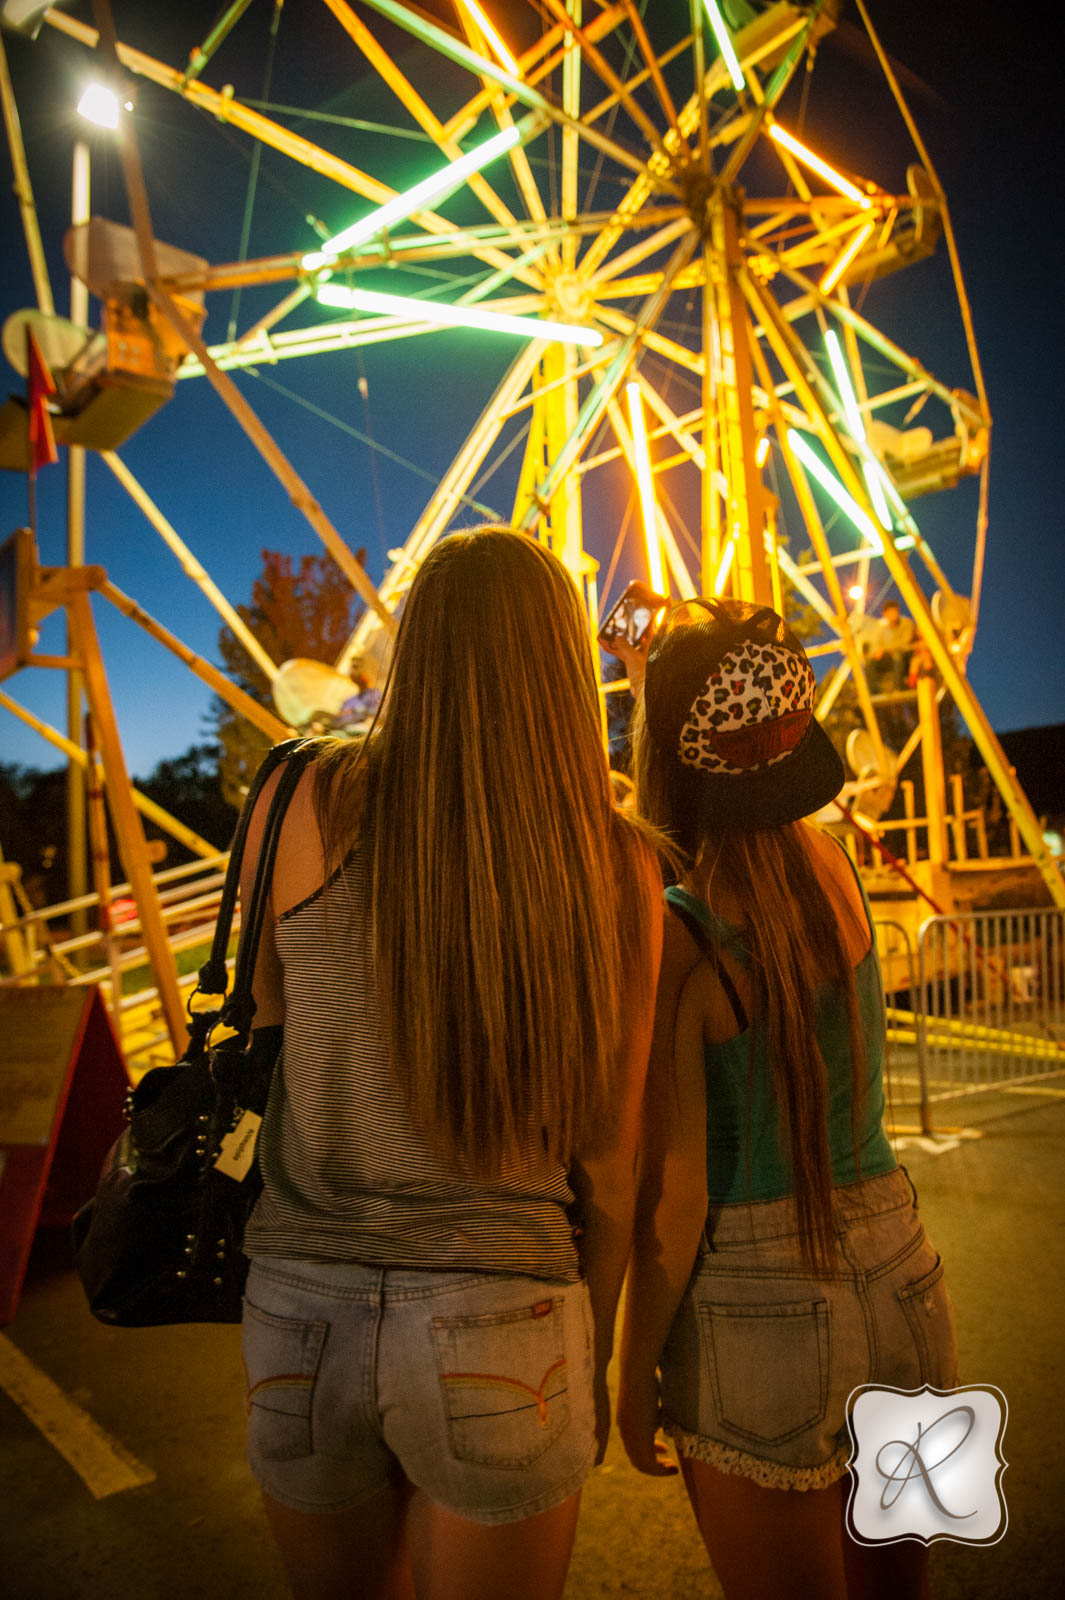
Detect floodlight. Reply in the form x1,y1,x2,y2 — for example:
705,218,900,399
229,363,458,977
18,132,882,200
77,84,120,130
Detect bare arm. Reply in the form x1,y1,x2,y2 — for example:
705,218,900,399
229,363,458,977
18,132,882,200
617,912,711,1475
569,845,663,1463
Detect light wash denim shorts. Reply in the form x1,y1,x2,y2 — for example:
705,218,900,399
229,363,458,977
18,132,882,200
242,1258,596,1522
659,1166,958,1490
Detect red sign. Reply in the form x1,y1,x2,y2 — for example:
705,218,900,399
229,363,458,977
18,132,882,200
0,987,128,1325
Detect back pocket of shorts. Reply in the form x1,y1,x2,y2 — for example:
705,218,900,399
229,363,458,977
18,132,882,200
430,1297,570,1470
243,1303,327,1461
898,1256,958,1388
699,1299,830,1446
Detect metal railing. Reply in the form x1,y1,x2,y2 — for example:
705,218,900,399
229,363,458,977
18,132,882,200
0,852,234,1068
913,908,1065,1119
874,918,931,1134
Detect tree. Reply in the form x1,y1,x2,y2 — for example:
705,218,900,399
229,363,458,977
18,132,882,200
0,762,68,907
137,743,238,861
211,549,365,804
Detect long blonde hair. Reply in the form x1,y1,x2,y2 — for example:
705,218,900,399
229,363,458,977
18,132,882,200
315,526,658,1173
631,698,865,1274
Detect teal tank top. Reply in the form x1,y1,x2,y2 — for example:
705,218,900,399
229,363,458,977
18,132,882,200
665,854,897,1205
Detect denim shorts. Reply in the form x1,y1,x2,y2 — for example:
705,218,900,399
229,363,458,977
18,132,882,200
659,1166,958,1490
242,1258,596,1522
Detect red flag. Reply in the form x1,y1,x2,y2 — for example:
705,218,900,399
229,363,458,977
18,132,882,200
26,327,58,475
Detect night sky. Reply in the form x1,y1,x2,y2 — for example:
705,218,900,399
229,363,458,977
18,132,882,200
1,0,1061,780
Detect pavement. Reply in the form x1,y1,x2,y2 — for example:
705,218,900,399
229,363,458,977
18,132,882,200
1,1081,1063,1600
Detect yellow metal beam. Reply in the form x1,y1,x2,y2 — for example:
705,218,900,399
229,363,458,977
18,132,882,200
69,589,188,1054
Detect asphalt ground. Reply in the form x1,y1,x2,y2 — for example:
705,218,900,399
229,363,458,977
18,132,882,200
1,1082,1063,1600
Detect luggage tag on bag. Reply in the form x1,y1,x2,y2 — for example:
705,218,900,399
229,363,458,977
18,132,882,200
213,1109,262,1182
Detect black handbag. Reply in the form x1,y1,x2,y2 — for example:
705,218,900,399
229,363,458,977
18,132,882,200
71,737,316,1326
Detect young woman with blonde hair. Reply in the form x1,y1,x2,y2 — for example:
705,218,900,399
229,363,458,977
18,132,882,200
239,527,662,1600
616,598,956,1600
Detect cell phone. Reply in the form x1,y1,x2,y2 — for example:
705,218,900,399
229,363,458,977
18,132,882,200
597,580,669,651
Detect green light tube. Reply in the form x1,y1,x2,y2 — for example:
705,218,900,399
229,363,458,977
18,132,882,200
824,330,864,438
701,0,746,92
824,329,893,528
862,463,893,530
302,121,524,270
316,283,603,347
786,429,882,552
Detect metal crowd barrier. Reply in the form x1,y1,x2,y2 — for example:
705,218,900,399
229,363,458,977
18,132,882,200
874,919,931,1135
911,908,1065,1124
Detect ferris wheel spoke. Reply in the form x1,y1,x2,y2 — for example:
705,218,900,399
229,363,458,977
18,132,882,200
447,5,558,244
616,0,681,135
718,21,819,188
440,8,613,144
320,0,533,247
537,0,675,169
515,232,699,531
339,338,549,672
774,262,987,443
743,269,887,547
357,0,663,186
595,306,704,379
603,395,698,599
587,218,693,291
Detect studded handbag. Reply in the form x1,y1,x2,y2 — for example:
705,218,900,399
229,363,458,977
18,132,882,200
71,737,315,1326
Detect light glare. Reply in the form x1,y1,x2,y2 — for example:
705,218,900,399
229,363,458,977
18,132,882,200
455,0,520,76
819,219,877,294
77,83,120,130
625,383,666,594
713,536,737,593
768,122,872,209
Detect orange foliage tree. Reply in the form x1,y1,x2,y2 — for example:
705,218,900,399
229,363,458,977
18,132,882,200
213,548,364,804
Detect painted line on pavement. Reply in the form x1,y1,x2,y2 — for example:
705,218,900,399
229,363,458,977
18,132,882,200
0,1333,156,1499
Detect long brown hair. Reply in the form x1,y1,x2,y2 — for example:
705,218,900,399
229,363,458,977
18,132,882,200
314,526,658,1173
631,697,866,1274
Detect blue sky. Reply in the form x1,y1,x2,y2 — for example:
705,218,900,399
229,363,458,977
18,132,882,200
1,0,1061,781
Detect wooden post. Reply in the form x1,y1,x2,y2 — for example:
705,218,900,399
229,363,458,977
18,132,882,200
902,779,916,867
949,773,968,862
84,719,126,1041
0,847,33,978
918,673,948,865
67,592,188,1055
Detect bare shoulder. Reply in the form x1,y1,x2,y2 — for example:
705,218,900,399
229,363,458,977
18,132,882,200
657,899,708,1015
244,764,327,928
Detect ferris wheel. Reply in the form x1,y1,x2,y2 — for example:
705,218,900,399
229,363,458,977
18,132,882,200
2,0,1060,920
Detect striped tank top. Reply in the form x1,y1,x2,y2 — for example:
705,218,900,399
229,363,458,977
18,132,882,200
243,838,582,1283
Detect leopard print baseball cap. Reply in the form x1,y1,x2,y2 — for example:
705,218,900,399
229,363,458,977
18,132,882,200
643,598,844,829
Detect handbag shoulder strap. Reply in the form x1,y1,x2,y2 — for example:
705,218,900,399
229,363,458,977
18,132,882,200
187,739,315,1044
668,899,750,1034
221,744,317,1039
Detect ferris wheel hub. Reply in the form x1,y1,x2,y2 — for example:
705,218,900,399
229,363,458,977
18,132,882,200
547,270,594,323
